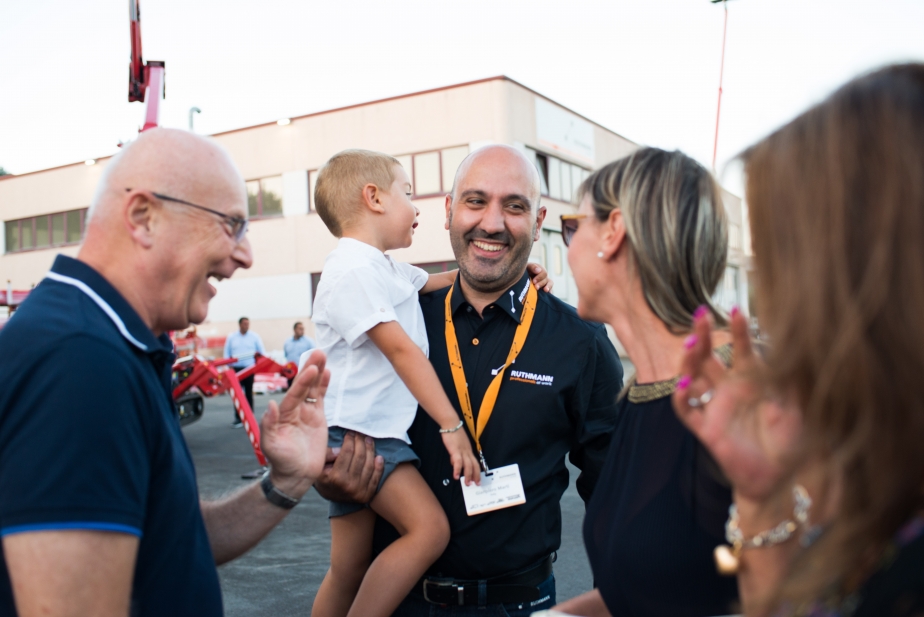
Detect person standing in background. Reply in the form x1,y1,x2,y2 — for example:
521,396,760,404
225,316,265,427
284,321,315,388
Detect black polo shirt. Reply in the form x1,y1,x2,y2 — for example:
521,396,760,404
0,256,222,616
374,271,623,580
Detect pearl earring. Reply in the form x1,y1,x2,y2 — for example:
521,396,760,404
597,251,604,258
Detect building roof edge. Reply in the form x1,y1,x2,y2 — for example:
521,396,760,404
4,75,638,180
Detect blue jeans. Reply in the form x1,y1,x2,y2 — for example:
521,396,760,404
391,575,555,617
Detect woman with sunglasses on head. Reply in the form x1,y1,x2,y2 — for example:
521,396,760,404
551,147,739,617
673,64,924,617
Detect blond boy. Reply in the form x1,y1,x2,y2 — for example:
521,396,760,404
308,150,483,617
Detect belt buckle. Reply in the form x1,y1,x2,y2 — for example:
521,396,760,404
423,579,464,605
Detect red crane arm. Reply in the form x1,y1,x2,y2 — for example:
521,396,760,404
127,0,164,132
128,0,145,103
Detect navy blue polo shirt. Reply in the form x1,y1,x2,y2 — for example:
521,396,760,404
0,256,222,616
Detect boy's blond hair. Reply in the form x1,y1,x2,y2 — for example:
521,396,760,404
314,149,402,237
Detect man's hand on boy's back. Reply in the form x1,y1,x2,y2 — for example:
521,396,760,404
313,432,385,503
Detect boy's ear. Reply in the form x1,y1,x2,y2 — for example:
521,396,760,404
361,183,386,214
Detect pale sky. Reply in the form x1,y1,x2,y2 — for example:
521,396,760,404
2,0,922,195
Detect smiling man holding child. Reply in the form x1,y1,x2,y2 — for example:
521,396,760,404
308,149,557,617
315,144,624,617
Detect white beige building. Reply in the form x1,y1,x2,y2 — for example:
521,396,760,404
0,76,749,354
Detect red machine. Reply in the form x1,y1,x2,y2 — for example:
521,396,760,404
128,0,164,132
171,354,298,466
0,285,30,332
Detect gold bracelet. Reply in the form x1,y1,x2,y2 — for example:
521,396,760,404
714,485,812,575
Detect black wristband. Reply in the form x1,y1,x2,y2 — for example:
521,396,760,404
260,471,300,509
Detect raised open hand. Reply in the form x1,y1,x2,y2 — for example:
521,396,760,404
260,349,331,497
673,309,803,504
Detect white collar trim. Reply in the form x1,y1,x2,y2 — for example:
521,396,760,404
45,271,149,351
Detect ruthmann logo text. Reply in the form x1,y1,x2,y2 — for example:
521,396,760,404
509,370,554,386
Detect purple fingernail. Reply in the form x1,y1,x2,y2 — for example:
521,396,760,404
365,436,373,444
331,447,341,455
684,335,698,349
731,305,740,317
694,306,708,320
677,375,691,390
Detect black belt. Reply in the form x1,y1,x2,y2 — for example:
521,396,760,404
419,554,554,606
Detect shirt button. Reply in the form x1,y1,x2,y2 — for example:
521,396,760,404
467,306,472,312
379,308,386,312
443,479,450,486
472,338,479,346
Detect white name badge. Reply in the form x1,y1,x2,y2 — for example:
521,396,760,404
460,463,526,516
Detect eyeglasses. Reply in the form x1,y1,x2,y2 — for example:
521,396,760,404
560,214,588,247
126,189,249,242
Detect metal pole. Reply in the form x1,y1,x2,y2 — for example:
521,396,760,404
188,107,201,132
712,0,729,171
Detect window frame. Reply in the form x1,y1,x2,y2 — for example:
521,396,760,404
526,147,591,203
4,207,88,254
409,150,445,199
246,176,285,220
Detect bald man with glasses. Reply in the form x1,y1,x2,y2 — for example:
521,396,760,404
0,129,329,617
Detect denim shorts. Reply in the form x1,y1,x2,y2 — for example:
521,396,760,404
326,426,420,517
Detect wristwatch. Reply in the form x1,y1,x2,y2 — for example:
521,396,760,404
260,470,300,509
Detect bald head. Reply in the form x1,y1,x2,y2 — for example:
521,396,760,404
450,145,542,208
77,128,253,335
89,128,245,225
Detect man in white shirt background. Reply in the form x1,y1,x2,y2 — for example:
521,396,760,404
283,322,315,389
224,316,266,427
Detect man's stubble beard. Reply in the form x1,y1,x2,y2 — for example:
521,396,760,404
448,212,536,295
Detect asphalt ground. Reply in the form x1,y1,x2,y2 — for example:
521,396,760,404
184,391,594,616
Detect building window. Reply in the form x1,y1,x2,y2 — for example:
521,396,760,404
310,272,322,299
308,170,319,211
393,146,470,199
440,147,468,195
4,207,87,254
526,147,590,203
413,152,441,196
714,265,740,311
246,176,284,219
728,223,741,251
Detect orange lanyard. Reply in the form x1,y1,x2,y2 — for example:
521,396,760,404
444,281,538,471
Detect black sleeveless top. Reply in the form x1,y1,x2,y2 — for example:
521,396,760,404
583,376,740,616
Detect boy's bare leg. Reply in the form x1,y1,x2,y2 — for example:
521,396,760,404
346,463,450,617
311,508,375,617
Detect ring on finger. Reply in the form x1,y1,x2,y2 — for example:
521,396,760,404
688,389,714,408
305,397,318,403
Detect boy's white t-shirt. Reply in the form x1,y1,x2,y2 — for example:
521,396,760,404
308,237,430,442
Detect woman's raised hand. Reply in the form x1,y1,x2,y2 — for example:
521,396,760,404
673,308,803,504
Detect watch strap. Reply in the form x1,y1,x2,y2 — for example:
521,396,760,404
260,471,300,509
